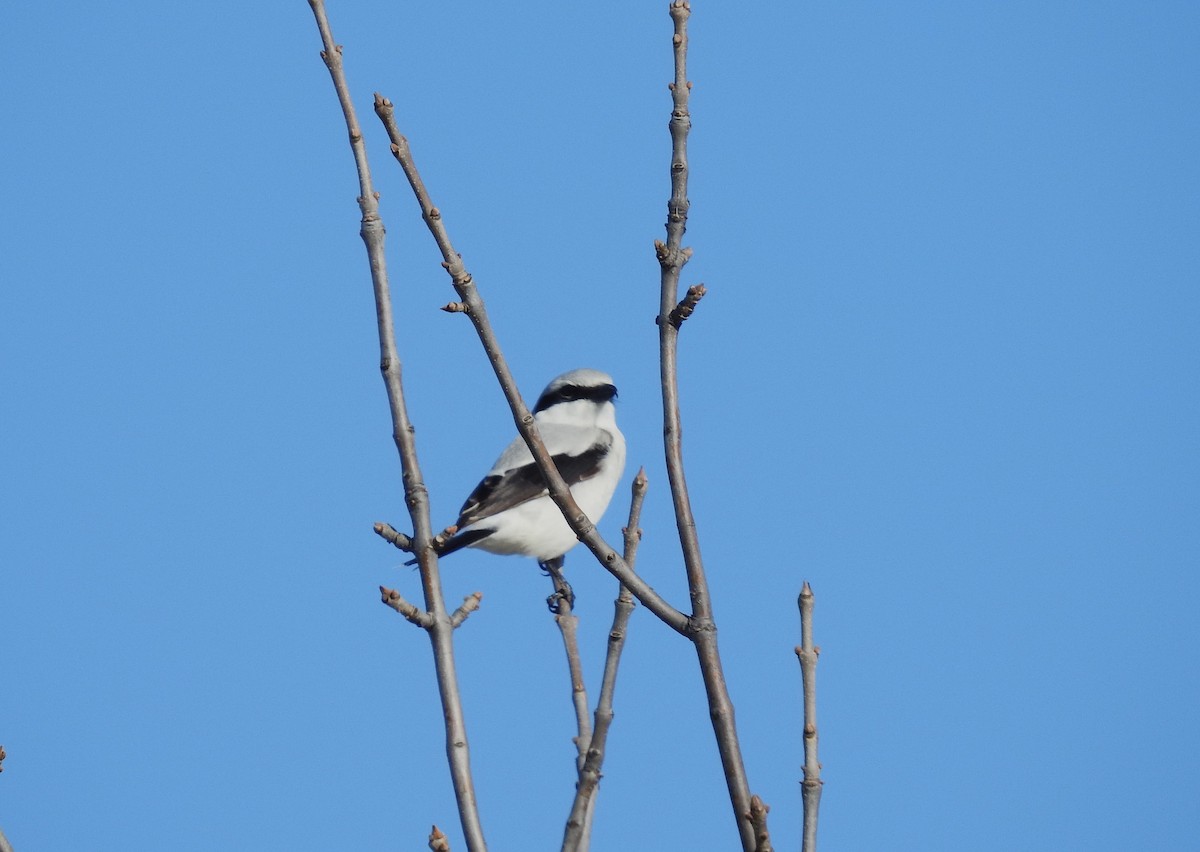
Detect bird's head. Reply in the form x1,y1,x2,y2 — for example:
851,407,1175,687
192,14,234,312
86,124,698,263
532,368,618,423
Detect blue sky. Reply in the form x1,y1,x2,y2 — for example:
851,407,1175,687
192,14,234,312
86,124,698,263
3,2,1198,850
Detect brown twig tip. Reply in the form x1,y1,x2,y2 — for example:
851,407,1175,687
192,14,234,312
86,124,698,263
441,301,468,313
433,525,459,549
668,283,707,327
634,465,649,490
374,522,414,552
428,824,450,852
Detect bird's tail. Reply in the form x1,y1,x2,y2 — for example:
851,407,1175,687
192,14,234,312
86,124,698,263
404,527,493,566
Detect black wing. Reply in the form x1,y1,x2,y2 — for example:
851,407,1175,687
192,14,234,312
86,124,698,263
455,443,610,529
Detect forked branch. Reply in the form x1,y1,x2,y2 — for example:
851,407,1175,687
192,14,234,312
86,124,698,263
561,469,648,852
654,3,766,850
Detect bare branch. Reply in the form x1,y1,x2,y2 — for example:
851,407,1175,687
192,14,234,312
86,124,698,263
372,96,690,636
0,748,9,852
307,4,487,849
562,469,648,852
654,3,765,850
796,583,823,852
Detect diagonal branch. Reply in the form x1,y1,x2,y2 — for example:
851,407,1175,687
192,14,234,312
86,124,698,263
654,3,764,850
380,585,434,628
796,583,823,852
372,97,690,637
307,4,487,850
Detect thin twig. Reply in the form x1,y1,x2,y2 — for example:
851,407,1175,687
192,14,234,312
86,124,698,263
371,97,690,636
450,592,485,629
796,583,823,852
667,283,707,327
654,4,764,850
561,469,648,852
307,4,487,849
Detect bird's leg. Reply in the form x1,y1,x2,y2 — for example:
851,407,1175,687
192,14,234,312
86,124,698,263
540,557,575,614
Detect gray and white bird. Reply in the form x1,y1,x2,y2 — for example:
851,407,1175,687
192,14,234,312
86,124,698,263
431,369,625,601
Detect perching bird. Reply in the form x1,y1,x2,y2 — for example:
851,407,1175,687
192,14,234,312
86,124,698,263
427,368,625,608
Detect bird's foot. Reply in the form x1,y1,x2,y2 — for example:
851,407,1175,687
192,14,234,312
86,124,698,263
540,559,575,614
545,584,576,614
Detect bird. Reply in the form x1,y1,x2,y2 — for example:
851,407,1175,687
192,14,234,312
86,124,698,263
424,368,625,610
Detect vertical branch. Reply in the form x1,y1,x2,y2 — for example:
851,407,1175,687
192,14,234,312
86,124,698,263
796,583,823,852
654,3,762,850
546,561,594,778
561,469,648,852
306,4,487,850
